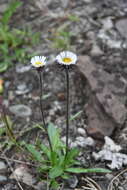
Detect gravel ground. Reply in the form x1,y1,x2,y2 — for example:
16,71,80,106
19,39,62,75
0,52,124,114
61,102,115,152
1,0,127,189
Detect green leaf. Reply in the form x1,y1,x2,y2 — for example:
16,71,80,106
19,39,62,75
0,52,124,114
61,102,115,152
0,62,9,72
25,144,43,162
49,165,64,179
38,165,50,173
61,173,70,179
48,123,61,151
65,168,111,173
39,143,50,159
0,127,6,136
50,151,58,166
2,0,22,25
42,93,51,100
50,179,60,189
64,148,79,166
70,111,83,121
68,14,80,22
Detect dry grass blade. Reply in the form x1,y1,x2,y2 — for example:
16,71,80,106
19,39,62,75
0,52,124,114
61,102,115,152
2,153,24,190
82,177,102,190
108,168,127,190
0,155,36,167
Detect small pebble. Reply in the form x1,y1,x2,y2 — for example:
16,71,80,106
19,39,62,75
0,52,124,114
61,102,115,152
0,161,7,173
105,173,114,180
61,136,72,144
15,83,30,95
67,175,78,188
16,64,31,73
0,175,7,183
9,104,32,117
91,44,103,57
75,136,95,147
77,128,87,137
84,137,95,146
36,181,47,190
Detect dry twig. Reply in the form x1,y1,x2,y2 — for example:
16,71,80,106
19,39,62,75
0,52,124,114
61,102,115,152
82,177,102,190
108,168,127,190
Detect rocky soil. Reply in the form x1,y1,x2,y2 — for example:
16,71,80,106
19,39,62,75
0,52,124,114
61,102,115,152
1,0,127,189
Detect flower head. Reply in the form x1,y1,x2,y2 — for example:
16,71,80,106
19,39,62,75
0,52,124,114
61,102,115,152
31,56,46,68
56,51,77,66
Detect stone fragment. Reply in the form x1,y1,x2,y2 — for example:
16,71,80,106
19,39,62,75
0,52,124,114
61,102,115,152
75,136,95,147
98,29,125,49
90,44,103,57
116,18,127,38
93,136,127,169
36,181,47,190
77,56,127,138
103,136,121,152
10,166,35,186
9,104,32,117
67,175,78,188
0,161,7,173
83,0,92,3
0,175,7,184
15,83,30,95
101,17,114,30
77,128,87,137
16,64,31,73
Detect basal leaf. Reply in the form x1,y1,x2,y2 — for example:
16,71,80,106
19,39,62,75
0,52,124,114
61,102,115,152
26,144,43,162
48,123,61,151
70,110,83,121
49,165,64,179
64,148,79,166
65,167,111,173
2,0,22,25
40,143,50,159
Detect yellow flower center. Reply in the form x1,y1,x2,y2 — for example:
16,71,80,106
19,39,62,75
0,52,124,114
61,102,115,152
62,57,72,63
35,61,43,65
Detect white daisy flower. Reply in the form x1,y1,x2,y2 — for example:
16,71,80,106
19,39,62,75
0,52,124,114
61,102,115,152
56,51,77,65
31,56,46,68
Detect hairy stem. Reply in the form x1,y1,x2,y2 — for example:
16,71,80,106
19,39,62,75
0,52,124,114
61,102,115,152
65,68,69,157
38,70,52,151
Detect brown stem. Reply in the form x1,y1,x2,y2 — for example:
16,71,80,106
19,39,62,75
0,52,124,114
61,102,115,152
38,70,52,151
65,67,69,157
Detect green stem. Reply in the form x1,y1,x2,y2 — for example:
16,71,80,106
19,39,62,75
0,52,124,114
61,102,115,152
65,67,69,157
38,70,52,151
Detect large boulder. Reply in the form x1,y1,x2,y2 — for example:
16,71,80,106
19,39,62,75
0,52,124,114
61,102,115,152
77,56,127,139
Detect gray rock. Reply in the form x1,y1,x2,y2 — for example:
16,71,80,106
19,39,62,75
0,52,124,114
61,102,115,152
105,173,114,180
67,175,78,188
61,0,69,8
9,104,32,117
0,175,7,183
35,181,47,190
103,136,121,152
100,17,114,30
84,0,92,3
61,136,72,144
84,137,95,146
75,136,95,147
77,128,87,137
0,4,7,14
93,137,127,169
16,64,31,73
76,136,86,147
77,56,127,138
0,161,7,173
15,83,30,95
90,44,103,57
10,166,35,186
116,18,127,38
98,29,125,49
